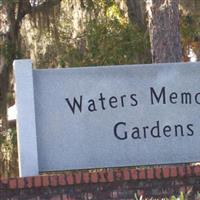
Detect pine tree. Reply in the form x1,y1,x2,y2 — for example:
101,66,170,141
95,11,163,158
146,0,182,63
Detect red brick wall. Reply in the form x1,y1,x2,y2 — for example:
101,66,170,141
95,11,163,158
1,165,200,200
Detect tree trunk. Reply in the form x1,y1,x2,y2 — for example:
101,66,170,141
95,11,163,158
0,59,8,132
146,0,182,63
0,2,18,132
126,0,145,29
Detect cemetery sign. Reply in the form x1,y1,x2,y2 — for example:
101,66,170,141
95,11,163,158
14,60,200,177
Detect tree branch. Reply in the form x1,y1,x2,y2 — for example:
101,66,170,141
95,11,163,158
15,0,31,24
31,0,62,13
16,0,62,23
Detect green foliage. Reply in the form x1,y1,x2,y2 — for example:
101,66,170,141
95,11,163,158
0,128,18,178
180,14,198,42
180,4,200,60
66,19,150,67
196,191,200,199
1,41,14,62
85,0,151,65
24,0,150,68
180,0,200,39
180,192,185,200
1,40,21,65
170,192,184,200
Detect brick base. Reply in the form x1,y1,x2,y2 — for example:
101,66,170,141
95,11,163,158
1,165,200,199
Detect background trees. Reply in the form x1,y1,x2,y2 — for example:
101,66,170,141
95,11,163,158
0,0,199,178
0,0,62,178
0,0,61,131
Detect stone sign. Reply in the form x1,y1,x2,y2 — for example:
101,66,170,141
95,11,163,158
14,60,200,177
